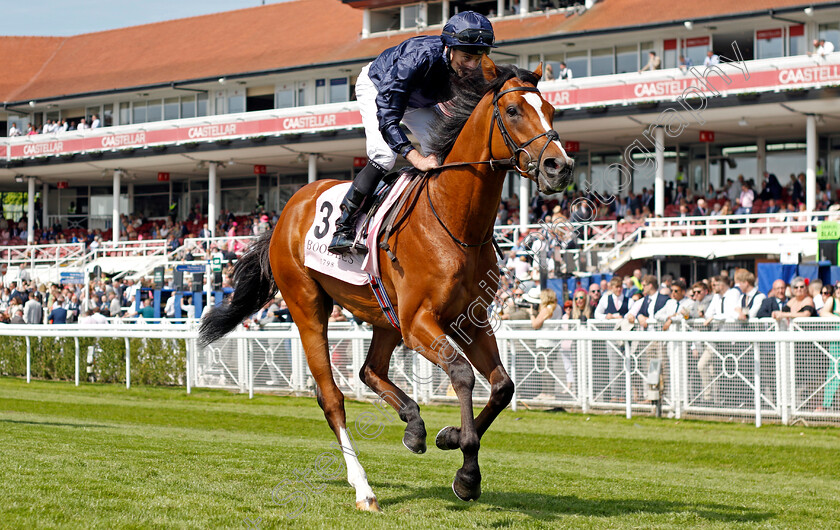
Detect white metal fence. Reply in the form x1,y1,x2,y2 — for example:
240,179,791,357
4,319,840,426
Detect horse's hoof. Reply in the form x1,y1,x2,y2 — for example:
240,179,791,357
435,426,460,451
403,431,426,454
452,469,481,502
355,497,382,512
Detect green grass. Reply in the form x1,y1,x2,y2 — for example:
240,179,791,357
1,378,839,529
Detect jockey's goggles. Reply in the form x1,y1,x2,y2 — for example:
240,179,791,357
444,28,494,47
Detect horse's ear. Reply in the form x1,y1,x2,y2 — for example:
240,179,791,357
533,62,543,80
481,54,500,81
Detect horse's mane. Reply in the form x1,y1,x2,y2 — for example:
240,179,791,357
426,64,540,163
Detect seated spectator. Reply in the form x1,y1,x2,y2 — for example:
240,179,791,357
772,276,817,320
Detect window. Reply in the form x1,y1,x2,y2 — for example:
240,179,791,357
276,87,295,109
565,50,588,78
119,102,130,125
228,90,246,114
102,104,113,127
427,2,443,25
370,7,400,33
819,22,840,49
146,100,162,122
181,96,196,119
544,53,565,81
132,102,146,124
329,78,349,103
591,48,614,77
197,93,208,116
214,92,225,115
402,4,420,29
663,39,678,69
316,79,326,105
85,106,99,121
683,37,710,67
163,98,179,120
639,41,655,67
789,25,806,56
615,45,637,74
756,28,784,59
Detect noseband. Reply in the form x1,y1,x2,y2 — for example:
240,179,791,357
489,86,561,178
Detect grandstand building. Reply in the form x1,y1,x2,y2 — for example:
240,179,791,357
1,0,840,279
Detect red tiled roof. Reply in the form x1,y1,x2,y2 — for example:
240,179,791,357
0,0,827,102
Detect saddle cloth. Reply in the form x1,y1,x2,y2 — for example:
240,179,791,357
303,174,412,285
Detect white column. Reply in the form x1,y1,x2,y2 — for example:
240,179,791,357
654,127,665,217
26,177,35,245
41,182,48,231
806,115,817,212
496,0,504,16
519,175,529,234
361,9,370,39
756,137,766,180
519,0,529,15
112,170,121,243
208,163,217,238
216,171,222,220
308,154,318,184
127,183,135,215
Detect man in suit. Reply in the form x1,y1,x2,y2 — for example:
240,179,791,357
23,292,43,324
756,279,786,318
594,277,629,320
626,275,669,328
764,198,780,214
734,270,766,320
692,198,709,217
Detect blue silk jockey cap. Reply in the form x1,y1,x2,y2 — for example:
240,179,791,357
441,11,497,50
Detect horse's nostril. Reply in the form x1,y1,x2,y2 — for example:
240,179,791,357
543,158,561,171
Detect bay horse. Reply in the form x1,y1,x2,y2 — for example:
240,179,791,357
199,55,573,512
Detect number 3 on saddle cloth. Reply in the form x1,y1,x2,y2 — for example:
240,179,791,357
303,171,414,328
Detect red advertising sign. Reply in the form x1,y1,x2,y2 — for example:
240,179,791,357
790,25,804,37
699,130,715,143
757,28,782,40
353,157,368,168
563,141,580,153
157,172,170,182
253,164,267,174
56,181,69,189
684,36,711,47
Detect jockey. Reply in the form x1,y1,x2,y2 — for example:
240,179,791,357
328,11,496,255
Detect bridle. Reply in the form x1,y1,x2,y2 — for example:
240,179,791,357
426,82,563,249
488,85,561,178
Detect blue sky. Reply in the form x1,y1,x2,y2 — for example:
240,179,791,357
0,1,290,36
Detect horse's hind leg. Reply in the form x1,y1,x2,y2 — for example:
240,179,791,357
281,276,380,512
361,326,427,454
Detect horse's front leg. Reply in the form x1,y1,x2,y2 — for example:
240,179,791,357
435,323,513,450
404,311,482,501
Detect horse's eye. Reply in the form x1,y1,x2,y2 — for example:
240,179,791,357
506,105,517,117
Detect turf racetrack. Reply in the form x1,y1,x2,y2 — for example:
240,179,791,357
1,377,838,529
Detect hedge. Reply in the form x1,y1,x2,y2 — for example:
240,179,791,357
0,335,186,386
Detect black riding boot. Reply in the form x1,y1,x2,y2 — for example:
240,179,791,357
328,185,371,255
328,162,386,255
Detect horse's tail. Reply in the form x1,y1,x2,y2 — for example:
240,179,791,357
198,230,277,348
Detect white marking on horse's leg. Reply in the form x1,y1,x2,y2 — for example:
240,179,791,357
338,427,376,504
522,93,569,160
